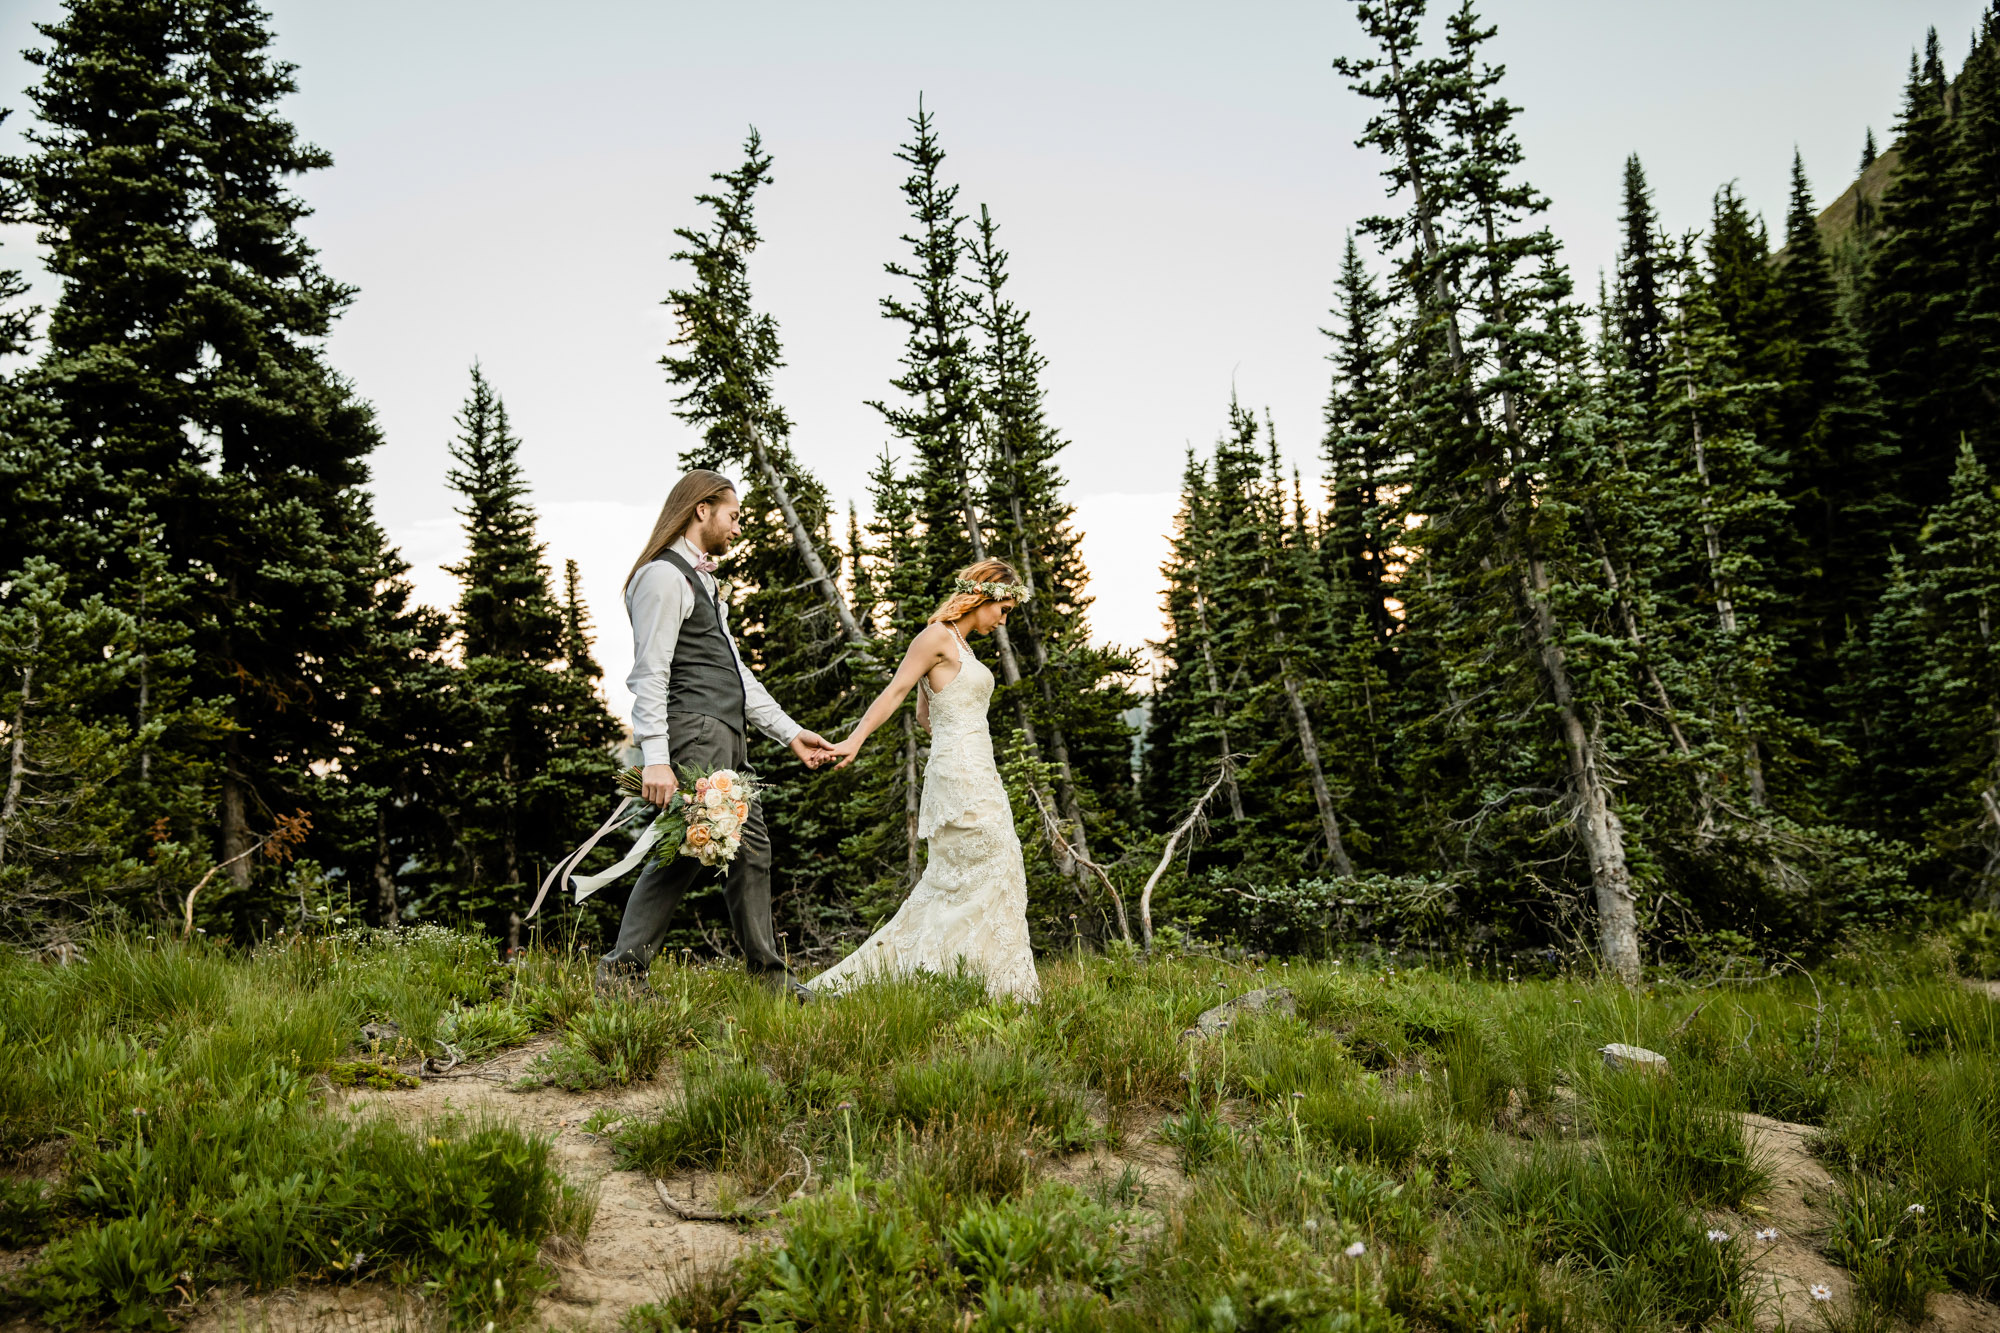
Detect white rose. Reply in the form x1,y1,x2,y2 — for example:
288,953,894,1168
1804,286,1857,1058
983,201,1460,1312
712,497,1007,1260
712,811,741,840
702,786,724,810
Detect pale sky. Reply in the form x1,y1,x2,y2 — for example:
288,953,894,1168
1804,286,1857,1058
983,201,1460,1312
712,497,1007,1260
1,0,1986,719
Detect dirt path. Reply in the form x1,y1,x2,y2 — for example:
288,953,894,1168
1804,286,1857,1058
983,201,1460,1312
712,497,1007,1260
175,1039,758,1332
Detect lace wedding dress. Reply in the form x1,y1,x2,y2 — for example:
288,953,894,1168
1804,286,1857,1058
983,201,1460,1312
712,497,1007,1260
810,627,1040,1002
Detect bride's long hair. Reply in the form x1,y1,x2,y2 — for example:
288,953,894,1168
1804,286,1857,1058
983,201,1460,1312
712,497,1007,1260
928,558,1022,626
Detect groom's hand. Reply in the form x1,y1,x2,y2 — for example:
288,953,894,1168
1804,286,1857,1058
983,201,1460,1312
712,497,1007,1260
641,763,678,807
791,731,833,768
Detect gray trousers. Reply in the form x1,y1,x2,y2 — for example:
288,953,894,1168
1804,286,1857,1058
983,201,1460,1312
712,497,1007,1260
603,713,786,974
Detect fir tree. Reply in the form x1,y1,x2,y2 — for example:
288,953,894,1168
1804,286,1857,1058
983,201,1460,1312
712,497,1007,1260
871,99,984,593
1322,233,1404,657
1615,154,1667,398
1864,34,1973,517
431,367,616,930
968,204,1136,879
5,0,394,923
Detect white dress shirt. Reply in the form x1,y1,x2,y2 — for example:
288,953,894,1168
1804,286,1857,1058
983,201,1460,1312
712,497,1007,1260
625,535,803,766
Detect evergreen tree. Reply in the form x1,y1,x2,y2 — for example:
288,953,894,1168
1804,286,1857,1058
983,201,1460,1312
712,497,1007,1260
1338,0,1643,979
1860,127,1879,172
1322,233,1405,658
968,205,1137,879
4,0,394,926
429,367,617,931
1615,154,1666,399
1844,443,2000,906
657,128,871,949
871,99,984,594
1864,34,1973,517
1769,153,1895,726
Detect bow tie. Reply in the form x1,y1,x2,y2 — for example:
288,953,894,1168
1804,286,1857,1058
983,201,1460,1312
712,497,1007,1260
691,553,719,575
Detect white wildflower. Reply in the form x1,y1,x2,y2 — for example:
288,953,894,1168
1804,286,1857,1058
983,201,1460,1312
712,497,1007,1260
1809,1284,1833,1302
1344,1241,1366,1258
1707,1229,1730,1243
1754,1228,1779,1241
1906,1203,1926,1216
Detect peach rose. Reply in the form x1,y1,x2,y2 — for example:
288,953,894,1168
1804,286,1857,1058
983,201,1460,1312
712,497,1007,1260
711,772,734,794
687,825,711,847
734,801,749,820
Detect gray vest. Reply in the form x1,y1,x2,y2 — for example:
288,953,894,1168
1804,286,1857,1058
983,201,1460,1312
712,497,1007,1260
654,549,748,735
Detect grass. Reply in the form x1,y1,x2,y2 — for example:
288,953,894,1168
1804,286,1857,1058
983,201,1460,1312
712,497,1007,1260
2,928,1995,1330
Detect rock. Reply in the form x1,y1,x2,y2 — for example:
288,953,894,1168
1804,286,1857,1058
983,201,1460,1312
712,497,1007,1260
359,1020,401,1049
1184,986,1296,1041
1599,1042,1669,1074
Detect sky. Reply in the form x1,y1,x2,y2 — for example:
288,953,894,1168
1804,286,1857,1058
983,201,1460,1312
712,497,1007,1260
0,0,1989,721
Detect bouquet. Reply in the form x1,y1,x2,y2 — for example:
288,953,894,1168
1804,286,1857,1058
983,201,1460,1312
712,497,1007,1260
614,765,760,868
527,764,763,917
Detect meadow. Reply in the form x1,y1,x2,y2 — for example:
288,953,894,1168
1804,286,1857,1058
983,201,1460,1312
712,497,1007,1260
0,926,1995,1332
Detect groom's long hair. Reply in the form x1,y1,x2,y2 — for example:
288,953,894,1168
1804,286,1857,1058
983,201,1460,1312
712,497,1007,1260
627,469,737,588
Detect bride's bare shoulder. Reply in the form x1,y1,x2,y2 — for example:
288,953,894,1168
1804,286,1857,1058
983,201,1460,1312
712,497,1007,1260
907,622,955,659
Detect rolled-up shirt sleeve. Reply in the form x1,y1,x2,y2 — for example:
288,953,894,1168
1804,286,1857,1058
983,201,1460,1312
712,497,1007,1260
719,600,804,748
625,563,688,766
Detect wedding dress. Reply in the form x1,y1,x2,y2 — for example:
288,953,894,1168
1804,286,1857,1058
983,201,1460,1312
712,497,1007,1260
809,626,1040,1001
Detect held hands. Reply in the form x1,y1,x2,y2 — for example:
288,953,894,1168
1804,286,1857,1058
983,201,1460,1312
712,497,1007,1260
791,730,841,770
824,735,864,770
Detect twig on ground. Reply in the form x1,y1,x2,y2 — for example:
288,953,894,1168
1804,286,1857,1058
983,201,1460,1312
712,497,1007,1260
652,1168,795,1224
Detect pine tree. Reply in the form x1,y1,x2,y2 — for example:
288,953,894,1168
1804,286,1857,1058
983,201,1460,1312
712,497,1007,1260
1864,34,1973,517
1322,233,1405,658
658,128,874,948
968,205,1136,880
1860,127,1879,172
1770,153,1895,727
431,367,616,930
1844,443,2000,906
1338,0,1643,980
872,99,984,595
1616,155,1667,399
5,0,394,926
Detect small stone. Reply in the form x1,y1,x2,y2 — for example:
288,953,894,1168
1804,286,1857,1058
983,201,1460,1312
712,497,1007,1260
1598,1042,1669,1074
1185,986,1297,1041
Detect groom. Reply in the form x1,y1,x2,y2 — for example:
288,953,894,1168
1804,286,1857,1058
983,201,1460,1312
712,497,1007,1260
597,469,833,1001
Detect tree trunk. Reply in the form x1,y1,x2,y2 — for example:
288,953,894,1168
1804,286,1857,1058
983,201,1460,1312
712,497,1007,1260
0,630,36,869
745,425,881,672
1193,587,1245,821
1686,382,1767,806
221,734,253,893
1279,669,1356,875
374,805,398,924
1521,532,1642,985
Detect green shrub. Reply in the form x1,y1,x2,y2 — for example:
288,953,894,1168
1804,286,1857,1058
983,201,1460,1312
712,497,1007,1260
615,1058,786,1174
1293,1078,1425,1169
0,1177,57,1247
521,994,688,1088
886,1044,1093,1152
1583,1062,1766,1208
24,1204,187,1332
435,1000,535,1062
1474,1140,1744,1327
1946,910,2000,979
744,1186,947,1329
1160,1080,1236,1175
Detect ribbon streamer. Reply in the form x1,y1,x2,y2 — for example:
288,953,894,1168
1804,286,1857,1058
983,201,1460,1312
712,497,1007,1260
525,796,644,919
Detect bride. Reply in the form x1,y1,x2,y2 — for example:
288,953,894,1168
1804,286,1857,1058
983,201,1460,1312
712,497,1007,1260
811,560,1040,1002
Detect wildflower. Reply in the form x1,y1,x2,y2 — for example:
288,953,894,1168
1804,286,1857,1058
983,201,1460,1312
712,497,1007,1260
333,917,345,925
1707,1229,1730,1243
196,927,207,934
1755,1228,1779,1242
1906,1203,1926,1216
1809,1284,1833,1302
1291,1091,1305,1100
836,1101,855,1111
1344,1241,1367,1258
1304,1218,1319,1233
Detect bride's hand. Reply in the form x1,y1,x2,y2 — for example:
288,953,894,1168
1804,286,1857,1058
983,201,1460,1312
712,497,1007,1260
826,735,864,771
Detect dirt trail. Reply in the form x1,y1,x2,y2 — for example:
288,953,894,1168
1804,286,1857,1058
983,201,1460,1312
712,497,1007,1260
175,1038,757,1332
1729,1113,2000,1333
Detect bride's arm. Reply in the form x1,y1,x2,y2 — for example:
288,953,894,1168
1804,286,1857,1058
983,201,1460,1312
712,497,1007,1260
827,625,951,769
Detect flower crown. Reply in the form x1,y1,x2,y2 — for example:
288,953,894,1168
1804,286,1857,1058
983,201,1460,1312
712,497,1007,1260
955,576,1032,604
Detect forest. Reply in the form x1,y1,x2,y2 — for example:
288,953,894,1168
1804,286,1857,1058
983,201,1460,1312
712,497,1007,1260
1,0,1999,989
4,4,2000,1333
